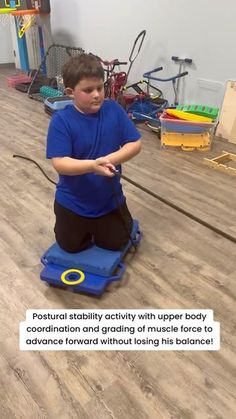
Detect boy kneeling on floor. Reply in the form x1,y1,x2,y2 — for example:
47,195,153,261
46,53,141,253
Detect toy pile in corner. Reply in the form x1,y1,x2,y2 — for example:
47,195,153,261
159,105,219,151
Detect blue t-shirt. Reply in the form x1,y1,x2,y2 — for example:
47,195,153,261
46,99,141,217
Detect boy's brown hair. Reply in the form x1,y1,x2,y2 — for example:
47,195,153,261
62,53,104,89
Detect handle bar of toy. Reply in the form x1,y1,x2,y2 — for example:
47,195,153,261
99,58,128,76
143,66,163,78
123,80,144,92
123,79,163,97
171,56,193,64
126,30,146,82
144,71,188,83
129,30,146,62
92,54,127,67
117,61,128,65
132,111,160,122
102,59,127,67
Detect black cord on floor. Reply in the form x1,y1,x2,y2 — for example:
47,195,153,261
109,176,138,250
13,154,57,185
120,174,236,244
12,154,236,245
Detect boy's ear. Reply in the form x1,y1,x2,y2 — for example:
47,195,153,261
65,87,74,97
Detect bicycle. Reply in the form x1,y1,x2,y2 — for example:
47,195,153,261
99,57,128,100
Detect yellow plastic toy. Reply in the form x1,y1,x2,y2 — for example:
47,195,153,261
161,131,211,151
0,8,16,13
166,109,213,123
61,268,85,285
204,151,236,175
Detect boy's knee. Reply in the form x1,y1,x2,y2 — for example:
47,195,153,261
55,235,91,253
95,236,129,251
57,240,82,253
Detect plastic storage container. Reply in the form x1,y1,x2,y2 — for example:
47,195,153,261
160,111,216,151
6,74,32,88
39,86,63,99
44,96,73,116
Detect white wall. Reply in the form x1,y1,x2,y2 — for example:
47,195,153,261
50,0,236,107
0,14,52,70
1,1,235,107
0,23,14,64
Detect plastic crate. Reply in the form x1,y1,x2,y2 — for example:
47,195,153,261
160,113,215,133
160,113,216,151
6,74,32,88
44,96,73,110
161,132,211,151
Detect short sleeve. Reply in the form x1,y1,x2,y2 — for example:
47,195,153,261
46,112,73,158
115,102,141,146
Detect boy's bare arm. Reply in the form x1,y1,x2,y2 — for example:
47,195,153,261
96,140,141,166
51,157,116,177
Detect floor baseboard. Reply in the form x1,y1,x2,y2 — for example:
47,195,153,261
0,63,15,68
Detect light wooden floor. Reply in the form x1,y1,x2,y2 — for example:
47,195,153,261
0,66,236,419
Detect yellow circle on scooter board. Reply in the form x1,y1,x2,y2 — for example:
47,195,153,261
61,269,85,285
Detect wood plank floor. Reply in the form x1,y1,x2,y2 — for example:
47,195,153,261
0,66,235,419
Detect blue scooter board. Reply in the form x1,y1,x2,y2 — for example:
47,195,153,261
40,220,141,295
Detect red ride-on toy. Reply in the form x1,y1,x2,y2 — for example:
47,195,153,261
96,30,147,106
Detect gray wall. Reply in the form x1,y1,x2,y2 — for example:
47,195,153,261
0,21,14,63
1,0,235,107
50,0,236,107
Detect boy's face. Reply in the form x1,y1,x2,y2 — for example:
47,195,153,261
68,77,105,114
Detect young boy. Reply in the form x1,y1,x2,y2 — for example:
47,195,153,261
46,53,141,253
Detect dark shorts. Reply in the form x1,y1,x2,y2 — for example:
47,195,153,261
54,200,133,253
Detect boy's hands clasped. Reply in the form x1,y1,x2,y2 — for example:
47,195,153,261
94,157,118,177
